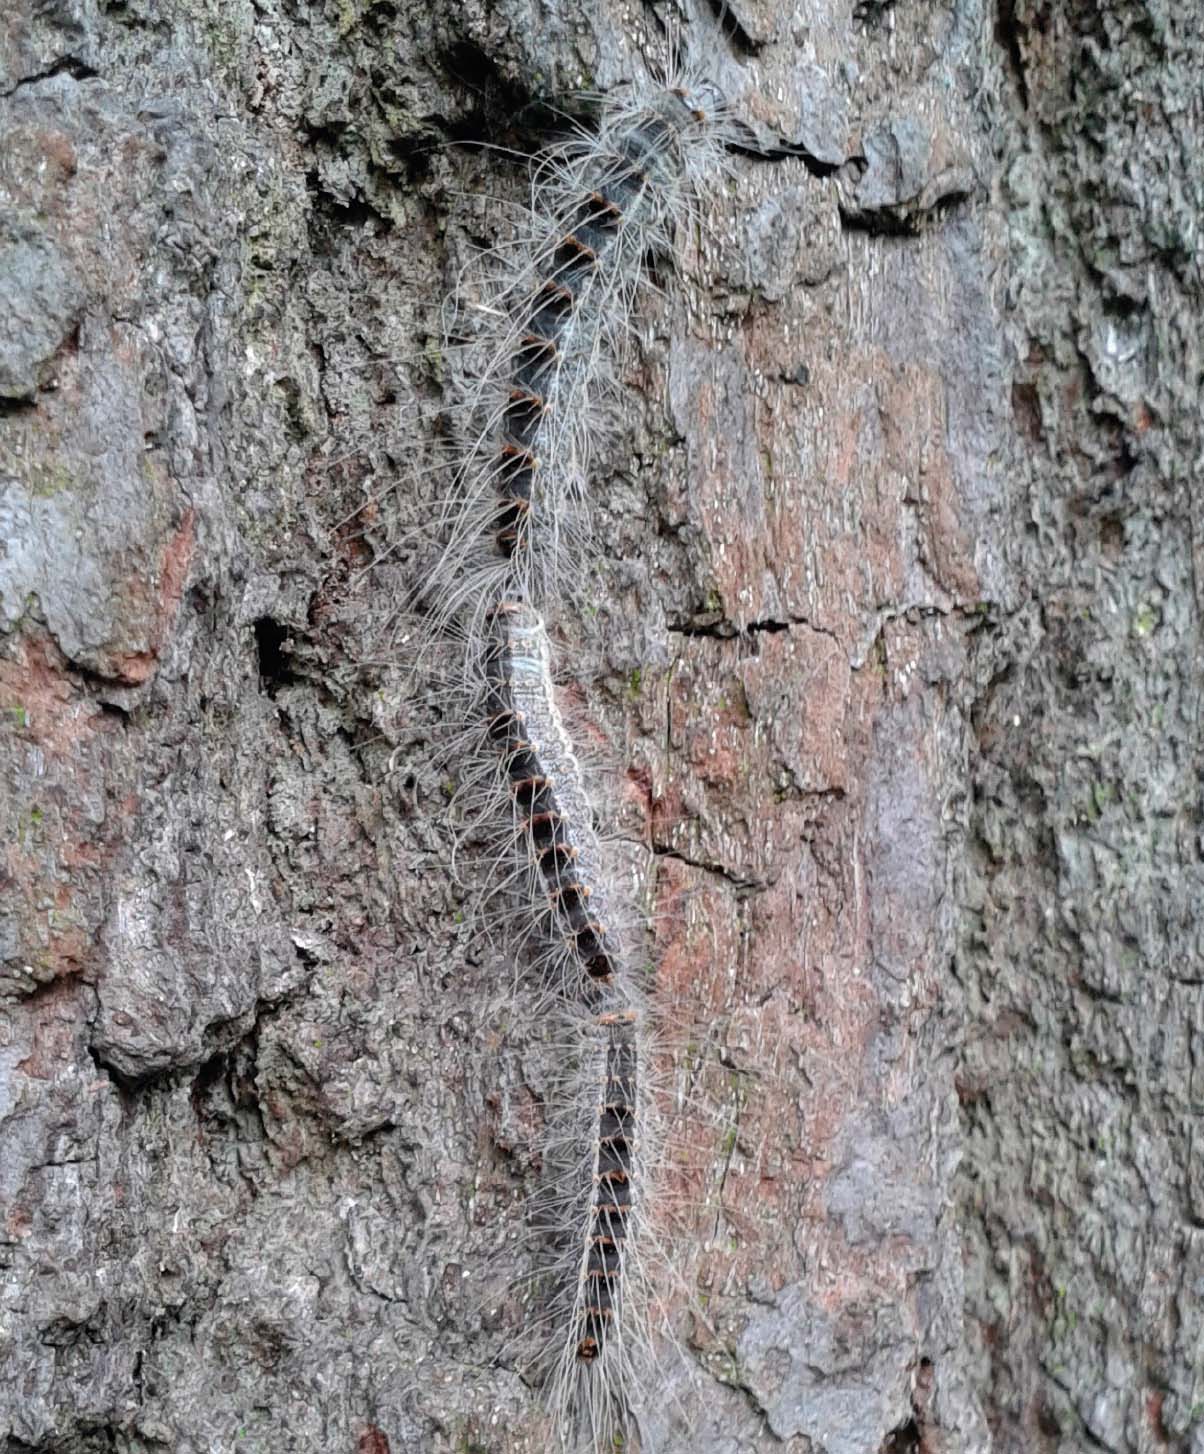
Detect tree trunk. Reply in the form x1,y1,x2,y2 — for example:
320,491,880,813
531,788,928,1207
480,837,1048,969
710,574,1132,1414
959,5,1204,1451
0,1,1197,1451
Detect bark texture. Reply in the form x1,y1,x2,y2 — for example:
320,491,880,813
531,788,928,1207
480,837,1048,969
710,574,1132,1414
0,1,1197,1453
959,5,1204,1451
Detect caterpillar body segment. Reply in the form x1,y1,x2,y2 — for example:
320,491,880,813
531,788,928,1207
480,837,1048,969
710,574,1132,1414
577,1007,640,1362
478,598,679,1450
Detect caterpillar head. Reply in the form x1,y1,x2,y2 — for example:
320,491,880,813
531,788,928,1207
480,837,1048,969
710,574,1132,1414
667,78,729,131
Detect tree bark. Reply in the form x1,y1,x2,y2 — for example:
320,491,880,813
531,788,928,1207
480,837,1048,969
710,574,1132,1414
0,1,1197,1452
960,5,1204,1451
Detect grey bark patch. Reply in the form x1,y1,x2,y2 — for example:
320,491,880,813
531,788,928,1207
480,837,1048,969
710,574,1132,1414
959,1,1204,1446
0,323,187,680
789,62,854,167
0,0,100,95
736,1284,913,1448
743,184,841,300
826,1114,940,1248
737,60,853,168
842,116,975,229
0,224,84,399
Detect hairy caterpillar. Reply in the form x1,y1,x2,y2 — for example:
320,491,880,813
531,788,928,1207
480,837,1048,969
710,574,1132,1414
414,59,737,1452
479,600,632,993
479,600,655,1437
544,1002,656,1448
418,68,734,644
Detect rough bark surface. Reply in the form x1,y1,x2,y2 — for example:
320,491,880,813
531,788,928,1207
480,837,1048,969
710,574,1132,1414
959,5,1204,1452
0,2,1196,1454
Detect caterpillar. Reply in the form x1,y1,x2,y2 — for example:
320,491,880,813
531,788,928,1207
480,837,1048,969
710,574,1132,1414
419,66,733,644
415,57,736,1452
479,598,654,1435
544,1001,657,1450
479,599,631,994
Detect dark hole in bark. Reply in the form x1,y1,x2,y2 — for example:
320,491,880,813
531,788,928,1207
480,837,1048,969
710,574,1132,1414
254,617,293,695
880,1418,921,1453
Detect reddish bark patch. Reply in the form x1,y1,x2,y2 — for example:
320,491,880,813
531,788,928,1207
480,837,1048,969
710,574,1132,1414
5,1203,32,1241
15,979,85,1080
111,507,196,685
1146,1390,1170,1444
0,636,116,987
0,635,98,758
880,362,979,601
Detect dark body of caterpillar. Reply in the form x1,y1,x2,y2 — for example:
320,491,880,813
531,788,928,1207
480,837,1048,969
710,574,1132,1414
468,89,726,1392
488,90,713,577
577,1010,639,1362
